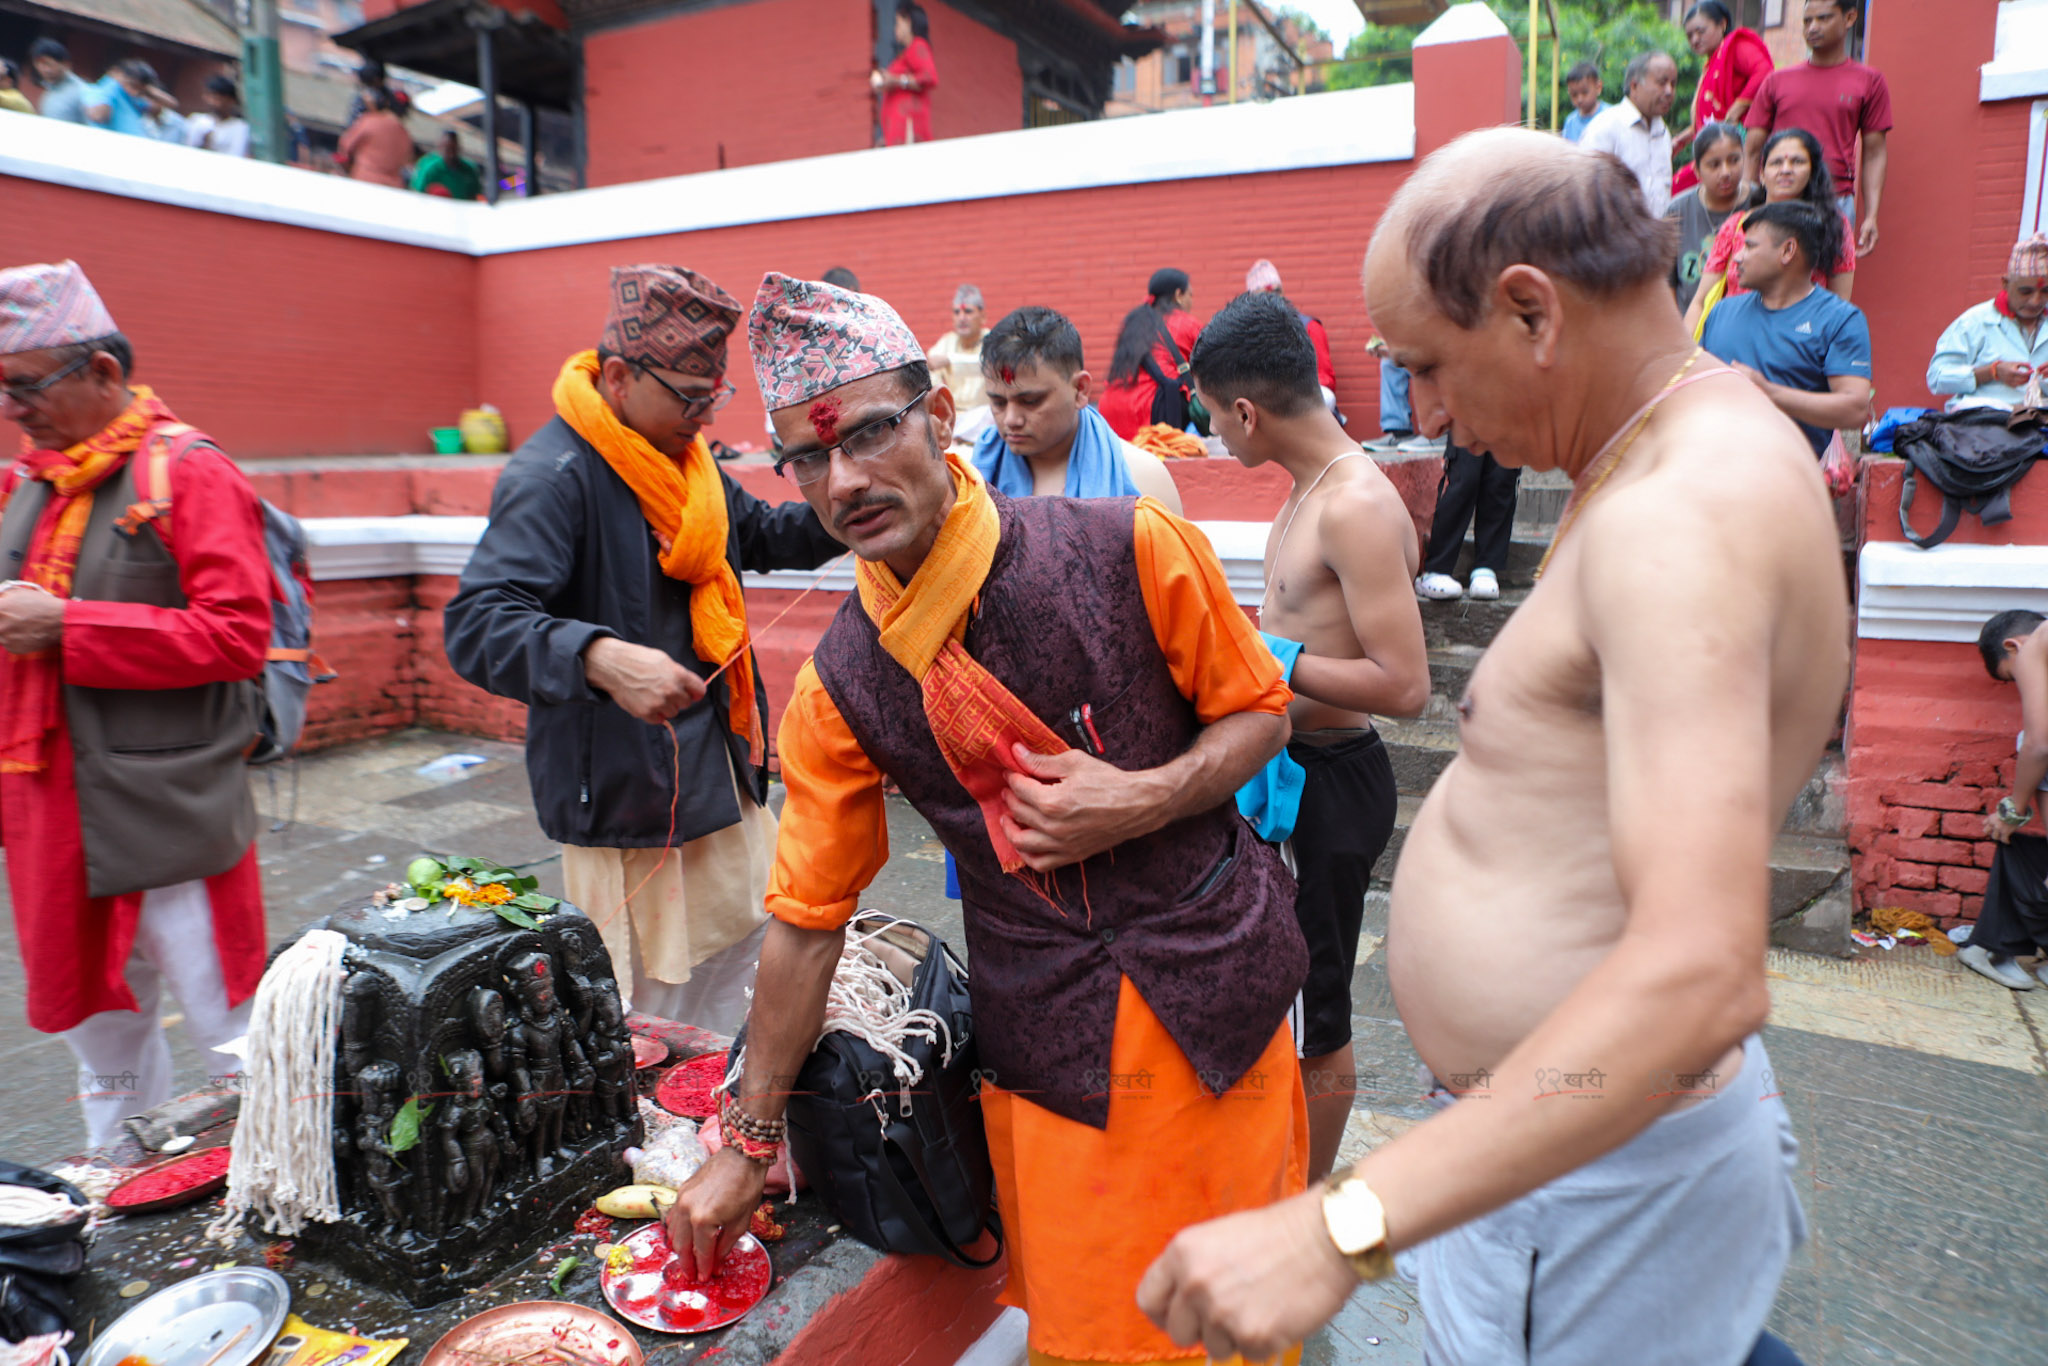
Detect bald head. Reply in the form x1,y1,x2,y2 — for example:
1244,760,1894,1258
1367,128,1676,331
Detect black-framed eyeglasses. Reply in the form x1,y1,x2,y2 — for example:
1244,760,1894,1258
0,352,92,407
774,388,930,487
635,364,735,420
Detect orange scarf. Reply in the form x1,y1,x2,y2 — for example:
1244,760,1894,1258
0,387,174,773
854,454,1066,872
552,351,759,761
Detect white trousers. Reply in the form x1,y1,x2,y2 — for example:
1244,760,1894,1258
61,879,251,1150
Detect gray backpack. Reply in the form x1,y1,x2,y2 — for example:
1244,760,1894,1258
129,424,334,763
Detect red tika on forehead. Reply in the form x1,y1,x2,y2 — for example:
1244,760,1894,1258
534,960,547,976
809,397,842,445
999,365,1016,385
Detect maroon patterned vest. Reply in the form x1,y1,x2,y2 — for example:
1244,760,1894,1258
811,493,1306,1129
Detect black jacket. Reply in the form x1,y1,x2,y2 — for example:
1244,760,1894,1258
445,416,841,847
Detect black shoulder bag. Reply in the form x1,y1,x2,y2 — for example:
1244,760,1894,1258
1895,408,2046,548
730,915,999,1268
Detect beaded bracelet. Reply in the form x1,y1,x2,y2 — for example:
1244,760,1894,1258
720,1089,786,1140
719,1092,784,1166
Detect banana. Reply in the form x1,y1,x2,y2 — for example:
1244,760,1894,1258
595,1184,678,1219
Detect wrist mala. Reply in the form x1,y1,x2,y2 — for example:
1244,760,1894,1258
719,1091,785,1166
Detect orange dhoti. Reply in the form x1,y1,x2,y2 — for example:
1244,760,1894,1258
983,975,1307,1364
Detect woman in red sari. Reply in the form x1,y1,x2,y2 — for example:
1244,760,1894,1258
1672,1,1773,195
874,2,936,146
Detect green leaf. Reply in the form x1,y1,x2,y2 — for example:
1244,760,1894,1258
390,1096,432,1154
511,892,559,913
548,1254,579,1295
493,903,544,930
437,1054,453,1078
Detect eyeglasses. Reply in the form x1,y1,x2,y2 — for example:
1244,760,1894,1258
774,388,930,487
0,353,91,407
636,365,735,420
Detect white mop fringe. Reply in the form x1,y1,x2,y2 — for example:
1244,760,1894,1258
207,928,348,1241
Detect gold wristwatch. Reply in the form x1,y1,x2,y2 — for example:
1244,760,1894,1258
1321,1170,1395,1281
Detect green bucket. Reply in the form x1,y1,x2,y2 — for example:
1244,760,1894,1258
430,426,464,454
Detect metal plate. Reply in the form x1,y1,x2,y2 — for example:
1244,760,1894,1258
631,1036,668,1070
600,1224,770,1334
652,1053,727,1118
78,1267,290,1366
422,1301,643,1366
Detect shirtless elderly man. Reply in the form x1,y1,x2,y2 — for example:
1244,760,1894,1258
1141,128,1847,1364
1192,289,1429,1181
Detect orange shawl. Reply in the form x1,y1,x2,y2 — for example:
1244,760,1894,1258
553,351,759,760
854,454,1066,872
0,387,175,773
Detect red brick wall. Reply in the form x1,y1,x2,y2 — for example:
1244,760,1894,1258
1857,1,2015,409
475,159,1411,451
582,0,875,185
0,180,478,459
925,1,1022,142
1844,461,2048,923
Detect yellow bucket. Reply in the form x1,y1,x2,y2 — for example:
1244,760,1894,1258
458,408,508,455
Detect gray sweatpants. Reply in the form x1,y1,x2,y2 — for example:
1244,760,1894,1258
1405,1035,1804,1366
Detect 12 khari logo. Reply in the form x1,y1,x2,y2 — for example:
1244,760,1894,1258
1533,1066,1608,1100
1647,1067,1720,1101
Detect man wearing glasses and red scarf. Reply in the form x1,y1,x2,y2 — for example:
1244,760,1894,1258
446,265,839,1034
0,260,271,1148
666,273,1311,1366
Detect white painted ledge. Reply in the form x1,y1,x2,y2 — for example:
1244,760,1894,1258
1858,540,2048,641
2,84,1414,257
1416,2,1512,47
302,515,1272,608
1987,0,2048,101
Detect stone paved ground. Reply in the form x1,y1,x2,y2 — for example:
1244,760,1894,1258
4,730,2045,1365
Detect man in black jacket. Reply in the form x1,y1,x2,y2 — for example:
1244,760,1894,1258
446,265,840,1032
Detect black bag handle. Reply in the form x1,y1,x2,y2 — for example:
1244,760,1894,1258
1899,466,1963,549
873,1136,1004,1269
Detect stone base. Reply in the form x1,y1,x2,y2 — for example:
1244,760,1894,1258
1771,873,1855,958
295,1124,637,1307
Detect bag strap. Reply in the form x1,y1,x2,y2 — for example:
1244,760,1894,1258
113,421,202,545
872,1136,1004,1269
1898,466,1963,549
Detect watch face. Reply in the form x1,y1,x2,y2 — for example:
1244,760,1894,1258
1327,1179,1387,1254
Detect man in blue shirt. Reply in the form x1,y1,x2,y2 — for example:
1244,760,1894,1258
1560,61,1613,144
1927,234,2048,412
1700,200,1873,454
86,61,174,138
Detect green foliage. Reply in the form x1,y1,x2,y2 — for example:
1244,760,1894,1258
390,1095,432,1155
1326,2,1703,131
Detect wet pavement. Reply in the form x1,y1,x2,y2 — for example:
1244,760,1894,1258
3,730,2046,1364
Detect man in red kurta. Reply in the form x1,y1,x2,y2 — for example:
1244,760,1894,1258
0,261,270,1148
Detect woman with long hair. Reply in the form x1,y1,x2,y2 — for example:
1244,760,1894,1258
1667,122,1748,311
1683,126,1854,335
1671,1,1773,195
1098,269,1201,440
875,2,937,146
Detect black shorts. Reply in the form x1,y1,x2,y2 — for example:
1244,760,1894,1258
1969,832,2048,957
1285,731,1398,1059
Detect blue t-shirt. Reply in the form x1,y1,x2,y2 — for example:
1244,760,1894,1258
1561,102,1612,144
1700,287,1872,454
86,76,151,136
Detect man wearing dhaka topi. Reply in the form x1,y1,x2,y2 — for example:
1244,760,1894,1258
1141,129,1846,1364
0,261,272,1148
665,272,1312,1366
446,265,840,1035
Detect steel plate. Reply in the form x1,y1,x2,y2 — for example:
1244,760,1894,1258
78,1267,290,1366
422,1301,643,1366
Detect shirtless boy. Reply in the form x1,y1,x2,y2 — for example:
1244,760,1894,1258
972,305,1183,511
1191,290,1430,1180
1141,129,1848,1365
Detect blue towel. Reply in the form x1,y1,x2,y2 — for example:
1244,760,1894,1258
973,405,1140,499
1236,633,1306,843
1867,407,1932,453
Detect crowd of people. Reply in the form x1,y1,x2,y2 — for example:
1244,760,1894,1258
1,40,492,199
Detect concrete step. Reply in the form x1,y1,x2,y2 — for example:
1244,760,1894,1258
1783,748,1847,840
1448,534,1551,589
1378,716,1461,795
1423,645,1484,723
1516,469,1573,529
1419,588,1528,650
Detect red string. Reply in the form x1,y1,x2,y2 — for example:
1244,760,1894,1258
597,552,850,935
